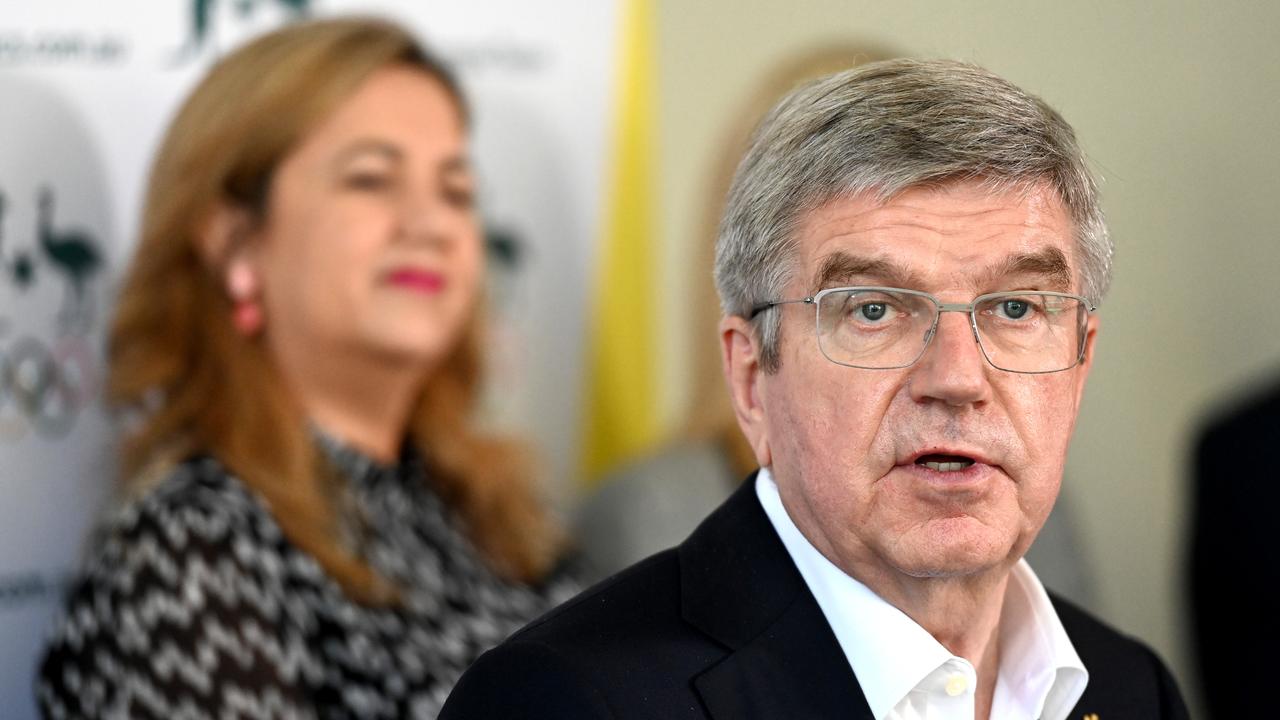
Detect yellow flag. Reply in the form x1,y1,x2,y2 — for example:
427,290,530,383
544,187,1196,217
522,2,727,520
581,0,659,484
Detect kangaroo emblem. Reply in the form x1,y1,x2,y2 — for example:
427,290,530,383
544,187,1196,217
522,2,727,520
0,191,36,291
36,187,102,331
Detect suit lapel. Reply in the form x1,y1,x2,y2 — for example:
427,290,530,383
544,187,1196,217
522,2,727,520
680,477,874,720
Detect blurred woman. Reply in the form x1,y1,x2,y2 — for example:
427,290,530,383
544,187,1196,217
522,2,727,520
38,17,575,719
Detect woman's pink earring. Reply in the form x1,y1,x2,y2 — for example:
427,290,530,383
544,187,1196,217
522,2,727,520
227,261,263,337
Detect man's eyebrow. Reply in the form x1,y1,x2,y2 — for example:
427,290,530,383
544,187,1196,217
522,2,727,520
811,252,923,291
984,247,1073,291
811,247,1073,294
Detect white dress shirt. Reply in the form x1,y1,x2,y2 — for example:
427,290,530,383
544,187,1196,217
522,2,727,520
755,468,1088,720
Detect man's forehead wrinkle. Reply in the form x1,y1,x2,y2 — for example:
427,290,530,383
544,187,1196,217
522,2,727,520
971,223,1057,246
802,190,1023,241
817,209,1030,242
802,202,883,239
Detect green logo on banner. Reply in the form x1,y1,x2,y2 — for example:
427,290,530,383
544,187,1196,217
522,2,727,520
0,186,105,441
174,0,312,63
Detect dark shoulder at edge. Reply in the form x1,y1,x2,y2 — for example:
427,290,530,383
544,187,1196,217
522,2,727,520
1049,591,1178,677
501,547,683,648
1196,378,1280,445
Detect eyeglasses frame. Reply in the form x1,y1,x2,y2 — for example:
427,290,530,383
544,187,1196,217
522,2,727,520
749,286,1098,374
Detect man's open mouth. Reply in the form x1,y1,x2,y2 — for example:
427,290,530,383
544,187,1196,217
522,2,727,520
914,454,976,472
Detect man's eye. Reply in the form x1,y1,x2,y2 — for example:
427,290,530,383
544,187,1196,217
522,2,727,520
858,302,889,321
845,299,901,324
997,299,1035,320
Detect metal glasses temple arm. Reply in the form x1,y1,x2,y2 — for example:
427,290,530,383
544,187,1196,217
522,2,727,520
748,297,814,319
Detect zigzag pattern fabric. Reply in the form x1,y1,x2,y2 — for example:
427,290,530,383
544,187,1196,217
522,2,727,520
37,444,578,719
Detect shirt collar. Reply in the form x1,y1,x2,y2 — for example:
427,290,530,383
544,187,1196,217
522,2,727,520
994,549,1089,720
755,467,1088,720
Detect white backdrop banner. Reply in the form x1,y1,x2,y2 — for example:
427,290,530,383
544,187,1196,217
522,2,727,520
0,1,617,714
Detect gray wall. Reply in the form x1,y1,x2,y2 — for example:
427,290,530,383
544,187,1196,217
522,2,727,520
654,1,1280,711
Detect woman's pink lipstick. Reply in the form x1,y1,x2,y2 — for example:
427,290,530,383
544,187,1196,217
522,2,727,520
386,268,446,294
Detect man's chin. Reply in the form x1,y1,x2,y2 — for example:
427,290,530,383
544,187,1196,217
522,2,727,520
888,520,1014,579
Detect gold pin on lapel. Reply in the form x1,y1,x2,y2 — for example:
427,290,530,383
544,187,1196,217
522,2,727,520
1084,714,1099,720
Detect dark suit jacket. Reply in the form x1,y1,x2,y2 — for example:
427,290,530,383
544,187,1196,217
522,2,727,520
442,477,1188,719
1190,380,1280,719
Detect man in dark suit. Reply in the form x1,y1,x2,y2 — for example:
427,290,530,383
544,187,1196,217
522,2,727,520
442,59,1188,719
1190,379,1280,718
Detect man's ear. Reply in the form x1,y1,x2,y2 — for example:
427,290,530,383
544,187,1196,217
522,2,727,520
1073,313,1101,406
719,314,772,468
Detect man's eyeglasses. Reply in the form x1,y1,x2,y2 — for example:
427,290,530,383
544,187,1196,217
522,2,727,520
750,287,1096,374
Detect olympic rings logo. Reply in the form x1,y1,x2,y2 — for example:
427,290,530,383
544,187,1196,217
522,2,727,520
0,325,100,442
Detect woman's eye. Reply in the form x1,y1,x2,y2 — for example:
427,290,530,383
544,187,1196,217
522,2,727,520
344,172,391,191
443,185,475,209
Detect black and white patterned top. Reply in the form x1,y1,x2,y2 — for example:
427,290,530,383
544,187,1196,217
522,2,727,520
37,440,579,719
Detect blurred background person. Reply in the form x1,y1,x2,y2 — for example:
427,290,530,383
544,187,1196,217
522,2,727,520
576,44,1096,611
1188,374,1280,719
37,17,576,719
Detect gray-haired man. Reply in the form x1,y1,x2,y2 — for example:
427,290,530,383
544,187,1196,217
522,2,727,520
442,59,1189,720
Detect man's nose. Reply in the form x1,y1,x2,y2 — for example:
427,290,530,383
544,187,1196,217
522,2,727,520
907,310,993,407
